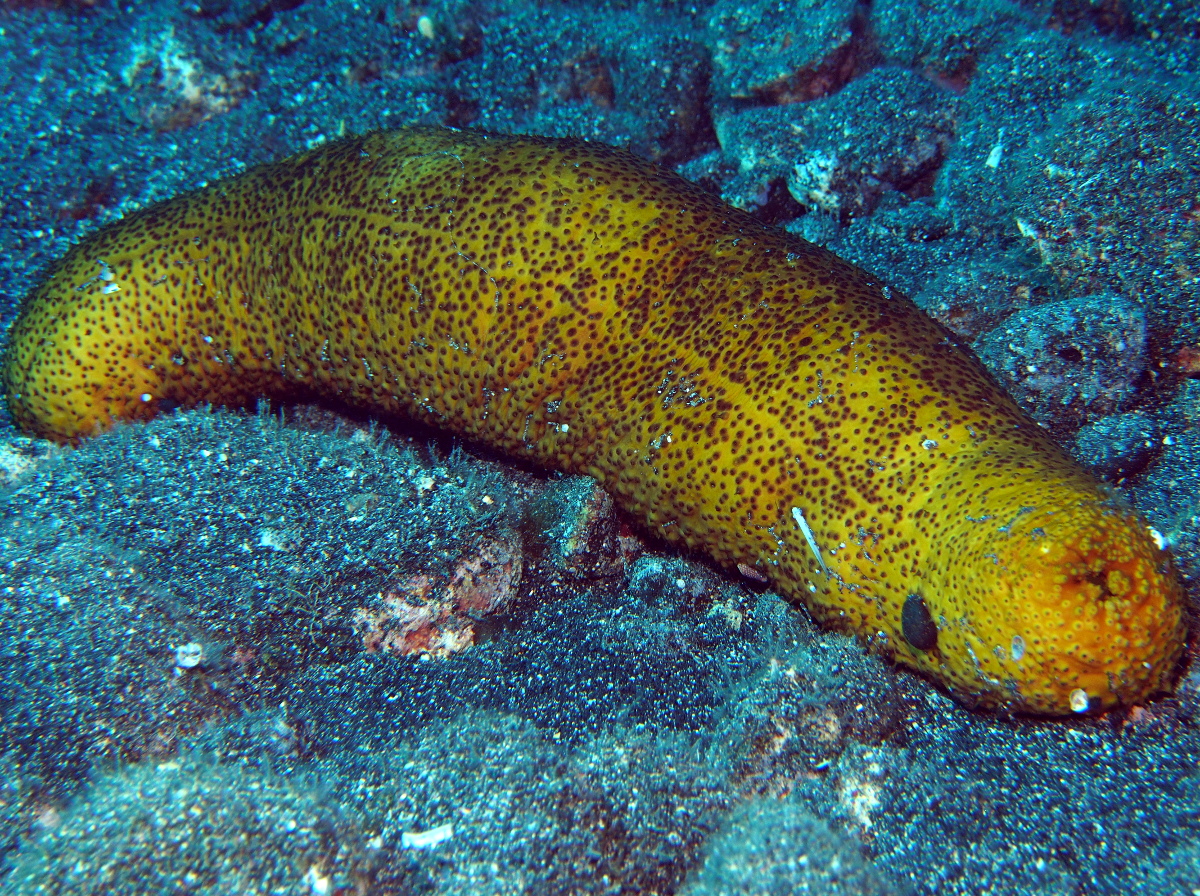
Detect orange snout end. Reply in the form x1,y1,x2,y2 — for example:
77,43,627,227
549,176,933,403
979,503,1187,714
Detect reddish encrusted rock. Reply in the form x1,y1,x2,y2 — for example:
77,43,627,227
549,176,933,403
353,534,522,658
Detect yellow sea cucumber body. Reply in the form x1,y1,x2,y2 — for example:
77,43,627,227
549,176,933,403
2,127,1185,714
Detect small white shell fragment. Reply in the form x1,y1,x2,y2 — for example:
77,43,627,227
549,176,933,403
303,865,332,896
174,643,204,668
401,822,455,849
1148,526,1166,551
1069,688,1089,713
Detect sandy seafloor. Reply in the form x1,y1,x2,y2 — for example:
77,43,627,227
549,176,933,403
1,0,1199,893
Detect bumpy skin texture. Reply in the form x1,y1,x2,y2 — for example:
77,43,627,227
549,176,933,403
2,127,1186,714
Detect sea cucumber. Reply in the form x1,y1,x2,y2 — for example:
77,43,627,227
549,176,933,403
2,126,1185,714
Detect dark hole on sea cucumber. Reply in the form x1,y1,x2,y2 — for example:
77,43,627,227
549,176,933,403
902,592,938,650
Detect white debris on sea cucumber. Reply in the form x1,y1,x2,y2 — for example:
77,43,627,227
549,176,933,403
791,507,827,575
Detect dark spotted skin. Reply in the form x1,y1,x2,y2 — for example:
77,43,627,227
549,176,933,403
2,127,1186,714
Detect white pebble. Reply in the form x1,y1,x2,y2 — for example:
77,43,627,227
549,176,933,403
174,642,204,668
401,822,455,849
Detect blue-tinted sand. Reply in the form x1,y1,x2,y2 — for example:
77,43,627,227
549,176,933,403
1,1,1198,892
